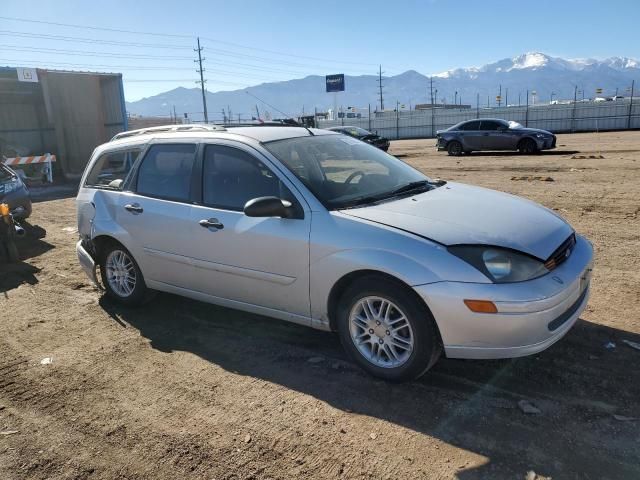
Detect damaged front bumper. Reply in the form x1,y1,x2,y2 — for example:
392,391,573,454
76,240,99,286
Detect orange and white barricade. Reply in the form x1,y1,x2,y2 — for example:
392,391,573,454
3,154,56,183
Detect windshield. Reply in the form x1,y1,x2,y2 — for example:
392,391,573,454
508,121,524,129
345,127,373,137
0,165,13,182
264,134,429,209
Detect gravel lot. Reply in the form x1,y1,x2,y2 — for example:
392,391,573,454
1,130,639,480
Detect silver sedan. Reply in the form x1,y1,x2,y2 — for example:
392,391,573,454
76,125,592,382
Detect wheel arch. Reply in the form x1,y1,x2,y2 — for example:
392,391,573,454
326,269,439,340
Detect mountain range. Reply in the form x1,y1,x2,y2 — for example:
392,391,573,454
125,52,639,121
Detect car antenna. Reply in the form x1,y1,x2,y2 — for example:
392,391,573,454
244,90,314,135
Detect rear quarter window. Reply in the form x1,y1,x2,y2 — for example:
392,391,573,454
85,147,143,189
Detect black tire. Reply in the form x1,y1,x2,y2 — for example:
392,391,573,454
518,138,538,155
447,140,463,156
99,241,148,307
336,275,442,382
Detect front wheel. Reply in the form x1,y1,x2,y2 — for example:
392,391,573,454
447,140,463,156
518,138,538,154
100,243,148,306
336,276,442,382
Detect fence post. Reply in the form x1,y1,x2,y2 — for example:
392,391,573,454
476,93,479,119
571,85,577,133
368,104,371,131
525,89,529,127
395,101,399,140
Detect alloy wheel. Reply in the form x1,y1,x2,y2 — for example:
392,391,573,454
348,296,414,368
105,249,137,297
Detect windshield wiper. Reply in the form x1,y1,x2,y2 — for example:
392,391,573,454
388,180,431,196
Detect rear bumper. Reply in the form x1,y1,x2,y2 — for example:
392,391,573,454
414,234,593,359
76,240,99,286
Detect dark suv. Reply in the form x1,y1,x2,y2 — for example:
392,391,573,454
436,118,556,156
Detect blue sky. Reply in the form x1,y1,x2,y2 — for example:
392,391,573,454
2,0,639,101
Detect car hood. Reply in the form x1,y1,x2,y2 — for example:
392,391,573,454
340,182,573,260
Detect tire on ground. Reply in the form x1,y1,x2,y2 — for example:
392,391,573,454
99,240,149,307
336,274,442,382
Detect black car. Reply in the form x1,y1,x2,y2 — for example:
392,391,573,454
327,126,390,151
0,163,32,219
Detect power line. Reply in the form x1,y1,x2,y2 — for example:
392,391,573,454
0,30,192,49
0,44,193,60
0,15,381,67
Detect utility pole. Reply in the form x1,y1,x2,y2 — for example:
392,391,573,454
572,85,578,132
518,92,521,107
429,77,435,137
378,65,385,111
525,89,529,127
195,37,209,124
454,90,458,106
505,88,508,108
476,92,480,119
498,84,502,107
628,79,635,129
228,105,232,123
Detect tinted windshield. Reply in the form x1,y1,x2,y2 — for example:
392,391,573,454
264,134,429,209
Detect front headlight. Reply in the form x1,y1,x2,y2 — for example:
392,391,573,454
535,133,545,139
448,246,549,283
2,177,20,195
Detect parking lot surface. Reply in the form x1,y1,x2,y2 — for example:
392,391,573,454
1,131,639,480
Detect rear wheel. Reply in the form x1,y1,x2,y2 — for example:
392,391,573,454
447,140,463,156
100,242,148,306
336,275,442,382
518,138,537,154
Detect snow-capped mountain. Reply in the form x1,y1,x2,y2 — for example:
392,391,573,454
126,52,639,119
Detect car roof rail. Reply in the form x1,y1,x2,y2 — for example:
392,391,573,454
110,124,226,141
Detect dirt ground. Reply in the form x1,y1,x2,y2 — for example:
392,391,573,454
1,131,639,480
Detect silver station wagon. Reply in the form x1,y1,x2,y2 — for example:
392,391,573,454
76,124,593,381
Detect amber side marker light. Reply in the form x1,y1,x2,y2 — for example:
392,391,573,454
0,203,10,217
464,299,498,314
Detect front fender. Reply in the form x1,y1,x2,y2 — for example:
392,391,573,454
309,248,442,328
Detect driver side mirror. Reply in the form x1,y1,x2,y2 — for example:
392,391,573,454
244,196,295,219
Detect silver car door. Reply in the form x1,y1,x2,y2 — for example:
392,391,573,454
116,143,199,290
188,142,311,320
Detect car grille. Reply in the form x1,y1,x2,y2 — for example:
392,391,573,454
544,233,576,271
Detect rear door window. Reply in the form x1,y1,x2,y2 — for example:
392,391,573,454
460,121,481,131
85,147,143,189
136,144,196,202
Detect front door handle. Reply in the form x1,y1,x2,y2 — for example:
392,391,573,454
199,218,224,230
124,203,143,214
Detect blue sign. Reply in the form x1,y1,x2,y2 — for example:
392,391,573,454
326,74,345,93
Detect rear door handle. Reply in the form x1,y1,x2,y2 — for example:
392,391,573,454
199,218,224,230
124,203,143,214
